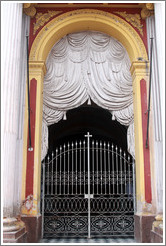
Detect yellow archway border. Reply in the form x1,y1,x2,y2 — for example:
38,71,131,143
30,9,147,62
22,9,149,215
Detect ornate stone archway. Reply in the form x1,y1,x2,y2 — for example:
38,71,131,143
22,9,150,222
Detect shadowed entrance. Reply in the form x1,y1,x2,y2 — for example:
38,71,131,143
48,102,128,152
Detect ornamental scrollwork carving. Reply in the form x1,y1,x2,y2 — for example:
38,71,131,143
115,11,143,36
141,3,154,19
23,3,37,17
30,9,147,61
33,11,63,35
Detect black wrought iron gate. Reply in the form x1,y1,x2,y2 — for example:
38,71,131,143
41,132,135,238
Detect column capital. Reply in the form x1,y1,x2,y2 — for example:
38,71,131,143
29,60,47,74
23,3,37,18
141,3,154,20
130,60,149,80
29,61,47,77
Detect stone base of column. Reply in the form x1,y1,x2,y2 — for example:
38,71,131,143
3,227,27,243
21,214,42,243
3,217,27,243
151,225,163,243
150,214,163,243
134,213,155,243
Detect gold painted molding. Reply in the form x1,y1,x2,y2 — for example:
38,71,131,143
33,11,63,35
115,11,143,36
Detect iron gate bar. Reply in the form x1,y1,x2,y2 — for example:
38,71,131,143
132,158,136,212
85,132,92,238
96,141,99,195
112,144,115,195
80,141,82,195
124,152,127,194
60,146,62,195
67,144,70,195
83,140,86,194
116,146,119,195
92,141,95,195
64,145,65,195
56,148,58,195
47,156,49,195
41,158,45,238
51,152,53,195
104,142,106,194
108,143,111,194
42,133,135,238
128,155,131,195
100,141,102,195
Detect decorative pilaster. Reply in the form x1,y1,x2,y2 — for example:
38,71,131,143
20,61,46,242
22,61,46,216
131,61,157,243
130,61,150,212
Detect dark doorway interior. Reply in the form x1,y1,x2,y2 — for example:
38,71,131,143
48,101,128,153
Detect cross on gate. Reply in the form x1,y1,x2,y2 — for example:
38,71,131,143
85,132,92,139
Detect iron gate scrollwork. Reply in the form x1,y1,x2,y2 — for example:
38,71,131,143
41,132,135,238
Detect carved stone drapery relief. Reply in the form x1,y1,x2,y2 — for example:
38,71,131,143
41,31,135,160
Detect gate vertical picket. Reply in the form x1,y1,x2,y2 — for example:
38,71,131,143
85,132,92,238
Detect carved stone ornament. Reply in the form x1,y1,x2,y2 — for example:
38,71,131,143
33,11,63,35
146,3,154,11
21,195,37,214
141,3,154,19
23,3,37,17
115,11,143,36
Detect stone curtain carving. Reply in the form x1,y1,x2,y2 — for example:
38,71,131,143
42,31,135,160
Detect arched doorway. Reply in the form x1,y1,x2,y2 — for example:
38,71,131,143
41,102,135,238
22,9,151,242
